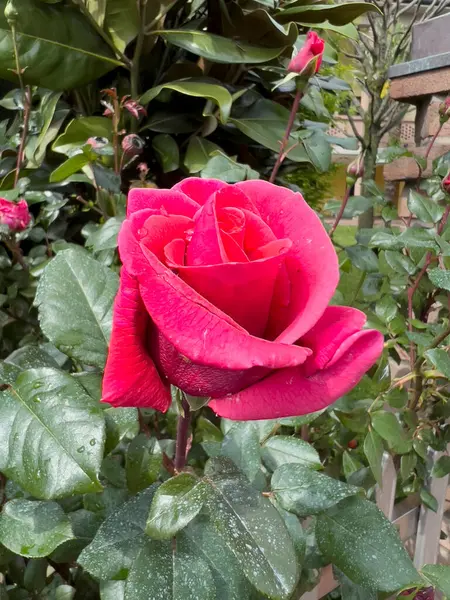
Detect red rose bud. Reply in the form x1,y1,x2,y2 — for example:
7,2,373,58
123,99,147,120
347,439,358,449
0,198,30,232
442,170,450,193
399,588,434,600
122,134,145,157
439,97,450,123
288,31,324,76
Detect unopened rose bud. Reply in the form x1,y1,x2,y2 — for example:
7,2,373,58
122,134,144,157
288,31,324,77
123,98,147,120
439,97,450,124
346,156,364,186
442,170,450,194
0,198,31,232
398,587,434,600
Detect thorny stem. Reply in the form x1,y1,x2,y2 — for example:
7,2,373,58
11,25,31,188
112,95,120,174
269,88,303,183
5,237,27,271
130,0,147,133
174,395,191,472
329,185,352,237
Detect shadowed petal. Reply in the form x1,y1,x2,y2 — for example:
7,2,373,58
127,188,200,217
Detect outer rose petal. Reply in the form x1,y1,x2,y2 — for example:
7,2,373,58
236,180,339,342
102,270,171,411
209,329,384,420
127,188,200,217
172,177,227,205
118,218,312,370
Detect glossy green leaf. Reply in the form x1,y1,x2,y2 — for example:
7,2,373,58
399,227,438,251
371,411,412,454
302,130,331,172
431,455,450,478
375,296,398,324
276,2,381,25
141,80,233,123
146,473,210,540
425,348,450,378
345,245,378,273
0,368,104,499
400,453,417,481
325,196,373,219
0,500,73,557
104,0,139,52
428,268,450,291
342,451,364,481
0,0,122,89
421,564,450,595
24,559,48,594
86,217,124,252
35,248,118,368
384,250,417,275
152,134,179,173
221,422,261,482
155,29,286,64
184,136,221,173
369,231,402,250
407,189,444,223
262,435,322,471
203,458,299,599
126,434,162,494
336,568,377,600
420,488,438,512
105,408,139,454
201,152,259,182
50,508,103,563
124,536,215,600
5,345,60,370
79,486,157,580
53,117,112,155
272,464,359,517
27,91,68,168
100,581,125,600
363,429,383,486
316,496,419,592
50,153,91,183
230,98,309,162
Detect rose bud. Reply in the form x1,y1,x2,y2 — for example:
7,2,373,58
439,97,450,123
102,178,383,419
347,439,358,449
288,31,325,77
442,170,450,194
0,198,30,232
122,134,145,157
123,98,147,120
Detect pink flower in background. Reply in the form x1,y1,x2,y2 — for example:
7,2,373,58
102,178,383,420
288,31,324,75
0,198,30,232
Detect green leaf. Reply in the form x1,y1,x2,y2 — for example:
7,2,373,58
431,455,450,478
204,457,299,599
384,250,417,275
375,296,398,324
201,151,259,182
126,434,161,494
399,227,438,251
146,473,210,540
420,488,438,512
272,464,359,517
53,117,112,155
100,581,125,600
0,0,121,89
50,153,91,183
363,429,383,486
124,536,216,600
0,368,104,499
369,231,402,250
141,80,233,123
335,568,377,600
371,411,412,454
276,2,380,25
407,189,444,223
105,408,139,454
400,453,417,481
184,136,221,173
425,348,450,378
152,134,179,173
428,268,450,291
262,435,322,471
325,196,373,219
302,130,331,172
421,564,450,596
50,508,103,563
345,245,378,273
221,422,261,482
316,496,419,592
23,559,47,594
55,585,76,600
5,345,60,370
230,98,309,162
0,499,73,557
35,248,118,368
27,91,68,168
79,486,157,580
86,217,124,252
155,30,286,64
104,0,139,52
183,514,253,599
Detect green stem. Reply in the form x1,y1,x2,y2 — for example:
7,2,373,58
130,0,147,132
269,88,303,183
174,395,191,472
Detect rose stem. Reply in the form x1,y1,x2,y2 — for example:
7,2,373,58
329,185,352,237
269,88,303,183
174,394,191,472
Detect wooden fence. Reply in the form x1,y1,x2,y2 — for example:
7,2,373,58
302,450,450,599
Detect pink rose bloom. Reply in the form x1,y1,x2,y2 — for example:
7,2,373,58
102,178,383,420
0,198,30,232
288,31,324,75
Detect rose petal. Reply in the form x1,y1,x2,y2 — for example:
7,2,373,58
102,269,171,411
209,329,384,420
118,217,311,370
140,214,193,261
127,188,199,217
236,180,339,342
186,193,228,266
172,177,227,205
